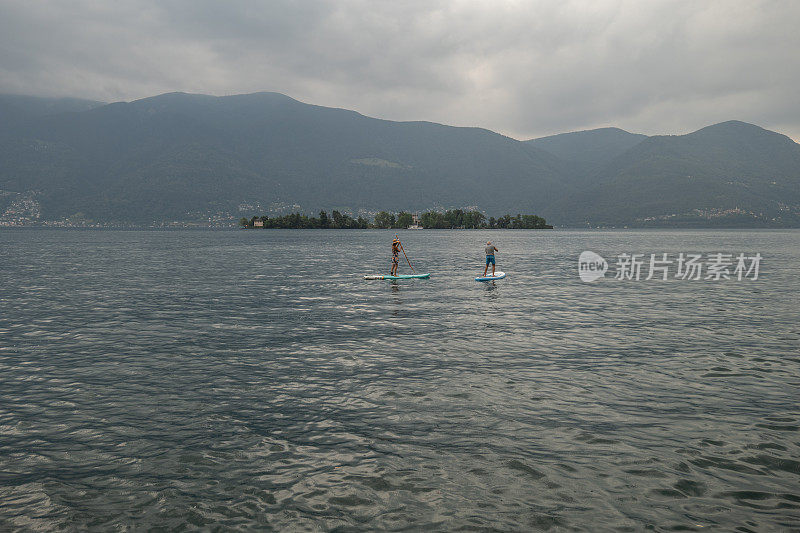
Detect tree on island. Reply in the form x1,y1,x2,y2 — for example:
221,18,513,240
396,211,413,228
373,211,396,228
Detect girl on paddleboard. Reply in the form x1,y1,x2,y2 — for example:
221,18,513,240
390,235,401,275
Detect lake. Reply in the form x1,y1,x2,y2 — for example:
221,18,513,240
1,229,798,531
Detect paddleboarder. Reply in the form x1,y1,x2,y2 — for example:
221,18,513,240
390,235,401,276
483,241,499,277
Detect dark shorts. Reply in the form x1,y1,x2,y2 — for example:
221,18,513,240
392,255,399,265
486,255,495,265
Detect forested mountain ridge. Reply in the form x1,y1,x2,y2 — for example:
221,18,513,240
1,92,798,227
0,92,564,222
542,121,800,226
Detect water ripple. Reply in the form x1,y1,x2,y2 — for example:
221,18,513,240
0,229,798,531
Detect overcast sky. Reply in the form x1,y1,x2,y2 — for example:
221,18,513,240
1,0,799,140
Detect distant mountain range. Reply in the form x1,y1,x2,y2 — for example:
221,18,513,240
545,121,800,226
526,127,648,188
1,92,798,227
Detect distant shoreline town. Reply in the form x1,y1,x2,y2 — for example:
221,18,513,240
240,210,553,229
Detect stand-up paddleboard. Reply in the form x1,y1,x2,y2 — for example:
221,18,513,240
364,273,431,280
475,271,505,281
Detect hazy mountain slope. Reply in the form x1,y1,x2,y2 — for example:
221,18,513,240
0,94,105,134
545,121,800,226
0,92,567,221
526,127,647,184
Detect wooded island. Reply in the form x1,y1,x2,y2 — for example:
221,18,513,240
240,210,552,229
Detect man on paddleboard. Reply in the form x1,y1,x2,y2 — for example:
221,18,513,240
390,235,401,276
483,241,499,277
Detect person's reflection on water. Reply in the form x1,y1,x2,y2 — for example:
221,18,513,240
483,281,499,298
390,280,401,316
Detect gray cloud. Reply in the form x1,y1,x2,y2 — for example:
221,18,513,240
1,0,798,140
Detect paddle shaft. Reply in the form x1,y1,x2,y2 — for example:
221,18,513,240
399,242,416,273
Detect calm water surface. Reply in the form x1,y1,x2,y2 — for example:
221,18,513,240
1,229,799,531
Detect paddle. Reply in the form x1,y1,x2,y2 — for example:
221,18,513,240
398,241,416,274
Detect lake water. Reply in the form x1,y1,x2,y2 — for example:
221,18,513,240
1,229,798,531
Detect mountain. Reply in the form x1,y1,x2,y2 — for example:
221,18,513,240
0,92,565,223
1,92,798,227
526,127,648,185
545,121,800,226
0,94,105,132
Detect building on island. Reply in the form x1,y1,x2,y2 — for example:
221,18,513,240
408,213,423,230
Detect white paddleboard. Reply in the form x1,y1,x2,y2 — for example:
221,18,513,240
364,273,431,280
475,271,506,281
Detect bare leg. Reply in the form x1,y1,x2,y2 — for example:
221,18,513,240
492,263,496,276
483,262,488,276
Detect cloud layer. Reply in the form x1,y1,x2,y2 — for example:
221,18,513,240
1,0,798,139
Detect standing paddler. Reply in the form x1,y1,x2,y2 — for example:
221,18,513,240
483,241,499,277
390,235,401,276
390,235,417,276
